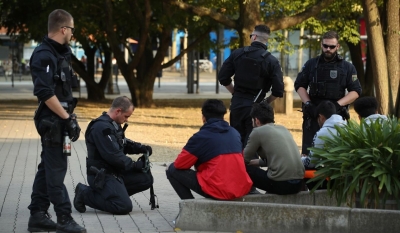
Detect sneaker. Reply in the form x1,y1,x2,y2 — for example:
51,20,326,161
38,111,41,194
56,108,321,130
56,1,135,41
248,186,262,195
27,211,57,232
73,183,86,213
56,215,86,233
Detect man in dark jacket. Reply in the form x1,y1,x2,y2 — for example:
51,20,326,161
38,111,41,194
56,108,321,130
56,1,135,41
73,96,153,215
218,25,284,149
166,99,253,200
28,9,85,233
294,31,361,156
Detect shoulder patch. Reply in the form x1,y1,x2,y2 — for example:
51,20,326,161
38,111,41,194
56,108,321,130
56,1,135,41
352,75,358,82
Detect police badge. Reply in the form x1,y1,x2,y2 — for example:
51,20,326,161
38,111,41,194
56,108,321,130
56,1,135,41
330,70,338,79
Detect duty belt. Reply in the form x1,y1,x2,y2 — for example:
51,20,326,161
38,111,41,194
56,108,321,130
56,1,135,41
60,101,73,113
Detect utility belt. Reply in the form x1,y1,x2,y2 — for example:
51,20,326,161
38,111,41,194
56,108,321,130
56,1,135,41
60,101,74,114
86,158,118,176
233,91,264,103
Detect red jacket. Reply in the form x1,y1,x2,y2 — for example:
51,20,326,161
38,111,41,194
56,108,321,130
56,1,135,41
174,119,252,199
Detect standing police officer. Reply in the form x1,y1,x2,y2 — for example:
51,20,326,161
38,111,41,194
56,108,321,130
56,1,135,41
218,25,284,149
28,9,86,233
294,30,362,155
73,96,154,215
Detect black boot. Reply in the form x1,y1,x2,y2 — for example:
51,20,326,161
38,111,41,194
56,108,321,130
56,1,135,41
73,183,87,213
27,211,57,232
56,215,86,233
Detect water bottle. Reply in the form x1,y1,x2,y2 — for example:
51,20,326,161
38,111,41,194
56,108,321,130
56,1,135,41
63,131,71,156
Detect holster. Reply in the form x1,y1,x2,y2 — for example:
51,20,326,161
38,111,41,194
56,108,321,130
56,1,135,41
41,117,63,146
90,166,106,190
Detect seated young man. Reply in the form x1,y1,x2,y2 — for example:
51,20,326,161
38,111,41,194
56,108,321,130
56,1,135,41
166,99,253,200
302,101,346,190
244,102,305,195
353,96,387,122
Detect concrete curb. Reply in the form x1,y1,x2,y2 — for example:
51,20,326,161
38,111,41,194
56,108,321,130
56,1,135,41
175,191,400,233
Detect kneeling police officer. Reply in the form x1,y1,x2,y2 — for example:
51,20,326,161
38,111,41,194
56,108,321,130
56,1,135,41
73,96,153,215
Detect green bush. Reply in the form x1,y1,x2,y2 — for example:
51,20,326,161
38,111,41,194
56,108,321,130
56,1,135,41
309,116,400,209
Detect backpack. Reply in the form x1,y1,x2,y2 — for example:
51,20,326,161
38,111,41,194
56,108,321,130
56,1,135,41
233,46,271,90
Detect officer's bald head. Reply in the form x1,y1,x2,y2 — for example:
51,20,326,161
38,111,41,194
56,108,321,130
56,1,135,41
48,9,73,33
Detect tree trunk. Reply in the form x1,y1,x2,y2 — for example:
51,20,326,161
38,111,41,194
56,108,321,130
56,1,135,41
386,0,400,114
363,47,375,96
346,41,368,95
238,0,262,46
362,0,390,114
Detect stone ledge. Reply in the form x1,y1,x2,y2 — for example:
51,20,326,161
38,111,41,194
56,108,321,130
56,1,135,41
175,191,400,233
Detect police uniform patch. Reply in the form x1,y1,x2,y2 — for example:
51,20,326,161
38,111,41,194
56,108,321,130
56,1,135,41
352,75,358,82
330,70,337,79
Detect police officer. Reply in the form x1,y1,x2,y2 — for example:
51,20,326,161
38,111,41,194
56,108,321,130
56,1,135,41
218,25,284,149
28,9,86,233
294,30,362,156
73,96,154,215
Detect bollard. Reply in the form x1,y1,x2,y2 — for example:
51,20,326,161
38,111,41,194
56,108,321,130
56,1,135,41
272,76,293,114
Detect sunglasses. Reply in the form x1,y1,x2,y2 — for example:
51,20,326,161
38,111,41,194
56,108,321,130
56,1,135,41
249,34,256,39
61,26,75,34
322,44,337,49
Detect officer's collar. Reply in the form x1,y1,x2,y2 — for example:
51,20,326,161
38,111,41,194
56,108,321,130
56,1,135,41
43,36,70,55
250,41,268,50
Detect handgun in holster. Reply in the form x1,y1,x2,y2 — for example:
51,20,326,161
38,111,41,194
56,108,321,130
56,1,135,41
41,118,62,145
90,166,106,190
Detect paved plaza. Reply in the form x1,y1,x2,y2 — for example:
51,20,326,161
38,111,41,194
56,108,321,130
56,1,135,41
0,71,301,233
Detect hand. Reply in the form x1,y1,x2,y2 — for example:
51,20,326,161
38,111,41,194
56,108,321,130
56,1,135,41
334,102,350,120
302,102,317,118
132,160,144,172
140,145,152,156
66,113,81,142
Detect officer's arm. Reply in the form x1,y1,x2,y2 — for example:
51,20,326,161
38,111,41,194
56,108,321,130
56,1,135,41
45,96,70,120
217,53,236,88
297,87,311,104
92,125,134,171
31,52,69,119
294,60,312,92
337,91,359,106
338,64,361,106
224,83,234,94
269,60,284,98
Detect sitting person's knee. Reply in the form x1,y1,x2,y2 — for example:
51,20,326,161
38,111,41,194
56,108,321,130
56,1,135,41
165,162,176,178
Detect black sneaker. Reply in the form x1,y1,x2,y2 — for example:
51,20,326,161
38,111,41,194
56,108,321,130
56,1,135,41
27,211,57,232
56,215,86,233
248,186,262,194
73,183,86,213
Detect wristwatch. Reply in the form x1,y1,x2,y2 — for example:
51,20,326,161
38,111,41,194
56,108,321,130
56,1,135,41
305,101,311,106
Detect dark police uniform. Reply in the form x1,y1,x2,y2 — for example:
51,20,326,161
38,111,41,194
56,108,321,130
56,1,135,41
294,54,362,155
28,36,79,217
83,113,153,214
218,41,284,148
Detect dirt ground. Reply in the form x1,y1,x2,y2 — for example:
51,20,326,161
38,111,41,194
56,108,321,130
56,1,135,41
0,98,322,162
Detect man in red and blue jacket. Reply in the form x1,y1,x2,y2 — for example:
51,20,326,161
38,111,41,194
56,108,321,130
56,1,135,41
166,99,253,200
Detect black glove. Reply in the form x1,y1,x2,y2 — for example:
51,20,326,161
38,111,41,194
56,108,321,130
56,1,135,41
302,101,317,118
66,113,81,142
125,139,153,156
132,160,144,172
140,145,152,156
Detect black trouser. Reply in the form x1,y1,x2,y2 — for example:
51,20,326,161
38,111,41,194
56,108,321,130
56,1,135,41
246,165,302,195
301,116,320,155
166,163,212,199
82,170,153,215
28,147,72,217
